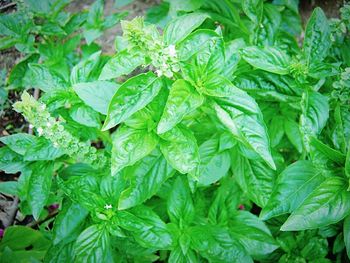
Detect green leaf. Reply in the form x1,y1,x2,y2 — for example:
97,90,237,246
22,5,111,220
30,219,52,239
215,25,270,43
260,161,324,220
190,225,253,263
160,125,200,174
111,126,159,176
284,118,303,153
53,203,89,245
167,176,195,224
0,147,25,174
73,80,119,115
28,64,68,92
242,0,263,25
23,137,64,161
300,91,329,148
0,226,50,261
214,99,275,169
102,72,162,131
310,137,346,164
27,162,54,220
241,46,291,75
0,133,36,155
281,176,350,231
157,79,204,134
303,7,331,65
229,211,279,257
344,215,350,258
196,137,231,186
347,148,350,178
73,224,111,263
177,29,220,61
163,13,209,45
99,49,145,80
118,149,174,210
231,151,275,208
117,206,172,249
70,104,101,128
70,51,101,84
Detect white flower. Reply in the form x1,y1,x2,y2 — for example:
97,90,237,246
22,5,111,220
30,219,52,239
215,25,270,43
156,70,163,77
40,104,46,110
29,124,34,129
37,127,44,136
104,204,112,209
168,45,177,57
47,122,52,127
53,142,58,148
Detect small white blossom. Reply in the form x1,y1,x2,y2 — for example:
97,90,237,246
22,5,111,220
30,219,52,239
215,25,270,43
47,122,52,127
53,142,58,148
156,70,163,77
29,124,34,129
41,104,46,110
168,45,177,57
104,204,112,209
37,127,44,136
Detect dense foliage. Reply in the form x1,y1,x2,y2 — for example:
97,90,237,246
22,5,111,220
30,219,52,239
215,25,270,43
1,0,350,262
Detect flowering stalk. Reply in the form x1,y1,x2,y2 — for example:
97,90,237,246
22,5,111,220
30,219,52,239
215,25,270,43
121,17,180,78
13,92,107,168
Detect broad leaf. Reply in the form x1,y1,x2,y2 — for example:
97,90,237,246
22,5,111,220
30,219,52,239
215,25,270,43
111,126,159,175
241,46,290,75
260,161,324,220
160,125,200,174
281,176,350,231
303,7,331,65
99,49,145,80
167,176,195,224
73,81,119,115
229,211,279,257
163,13,209,45
157,79,203,134
118,149,174,210
73,224,112,263
102,72,162,130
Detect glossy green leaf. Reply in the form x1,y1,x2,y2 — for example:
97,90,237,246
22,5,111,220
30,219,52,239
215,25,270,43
99,49,145,80
0,133,36,155
73,80,119,115
229,211,279,257
53,203,89,245
231,151,275,208
73,224,111,263
196,137,231,186
117,206,172,249
118,149,174,210
157,79,203,134
260,161,324,220
167,176,195,224
303,7,331,65
160,125,200,174
214,100,275,169
111,126,159,176
163,13,209,45
281,176,350,231
241,46,291,74
190,225,253,263
70,104,101,128
242,0,263,25
102,72,162,131
70,51,101,84
28,64,68,92
27,162,54,220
